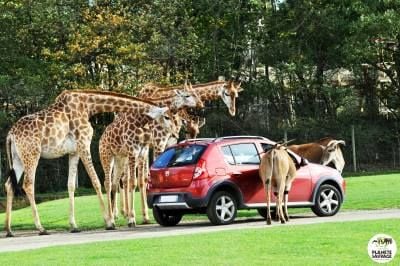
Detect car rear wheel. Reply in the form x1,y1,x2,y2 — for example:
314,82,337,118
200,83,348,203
311,184,342,217
207,191,237,225
152,207,183,226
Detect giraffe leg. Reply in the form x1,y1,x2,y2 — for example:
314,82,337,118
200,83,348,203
120,172,128,218
78,148,107,228
4,178,15,237
67,154,80,233
22,162,48,235
127,158,137,227
113,185,119,220
108,157,126,229
138,157,150,224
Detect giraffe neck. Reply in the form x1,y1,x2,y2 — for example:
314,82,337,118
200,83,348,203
191,82,225,102
56,90,161,116
142,91,178,110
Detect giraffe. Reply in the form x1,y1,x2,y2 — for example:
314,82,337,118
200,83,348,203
99,86,201,228
3,90,173,236
137,80,243,116
116,80,243,223
180,110,206,140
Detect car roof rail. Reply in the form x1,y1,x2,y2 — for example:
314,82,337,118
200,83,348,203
179,138,215,144
213,136,273,142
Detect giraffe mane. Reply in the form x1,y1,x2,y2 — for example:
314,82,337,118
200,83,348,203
57,89,175,106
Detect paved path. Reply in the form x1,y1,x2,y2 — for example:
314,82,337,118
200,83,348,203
0,209,399,253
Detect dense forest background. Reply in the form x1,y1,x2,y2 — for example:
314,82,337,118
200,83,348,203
1,0,400,194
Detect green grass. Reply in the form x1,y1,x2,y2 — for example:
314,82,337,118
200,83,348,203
0,173,399,231
343,173,400,210
0,219,399,265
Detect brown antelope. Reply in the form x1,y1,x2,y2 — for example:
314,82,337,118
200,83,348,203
288,137,345,173
259,144,297,225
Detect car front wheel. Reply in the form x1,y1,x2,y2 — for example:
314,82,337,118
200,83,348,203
207,191,237,225
311,184,342,217
152,207,183,226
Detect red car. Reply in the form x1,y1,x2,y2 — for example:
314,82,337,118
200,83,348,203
147,136,346,226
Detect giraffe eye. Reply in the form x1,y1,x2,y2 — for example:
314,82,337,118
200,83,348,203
164,116,171,120
224,91,230,97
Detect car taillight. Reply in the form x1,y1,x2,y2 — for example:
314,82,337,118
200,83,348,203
193,159,208,179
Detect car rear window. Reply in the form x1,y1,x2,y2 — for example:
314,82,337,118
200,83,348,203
152,144,206,168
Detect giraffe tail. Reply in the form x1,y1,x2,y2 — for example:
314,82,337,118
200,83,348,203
5,134,24,197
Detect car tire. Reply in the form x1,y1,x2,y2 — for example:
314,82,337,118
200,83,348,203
311,184,342,217
152,207,183,226
207,191,237,225
257,208,276,219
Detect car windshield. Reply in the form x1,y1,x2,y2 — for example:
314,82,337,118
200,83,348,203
153,145,206,168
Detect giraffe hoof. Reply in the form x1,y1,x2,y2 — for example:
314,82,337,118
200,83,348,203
106,225,116,230
266,219,272,225
5,231,15,238
128,222,136,228
142,219,151,225
39,230,50,236
70,228,81,233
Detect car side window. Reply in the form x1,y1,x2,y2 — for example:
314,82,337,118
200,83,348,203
261,143,274,152
229,143,260,165
221,146,235,165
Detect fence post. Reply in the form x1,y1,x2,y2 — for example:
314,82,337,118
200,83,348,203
283,130,287,143
351,125,357,172
0,150,2,182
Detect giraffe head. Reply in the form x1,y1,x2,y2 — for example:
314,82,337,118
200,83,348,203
219,80,243,116
184,116,206,139
175,82,204,109
165,112,186,147
145,106,177,134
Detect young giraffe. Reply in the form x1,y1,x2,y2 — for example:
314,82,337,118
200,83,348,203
138,80,243,116
99,87,201,228
4,90,172,236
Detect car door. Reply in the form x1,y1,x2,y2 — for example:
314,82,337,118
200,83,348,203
221,142,264,204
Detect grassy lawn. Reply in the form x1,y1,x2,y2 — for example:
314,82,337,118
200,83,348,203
0,173,399,231
0,219,398,265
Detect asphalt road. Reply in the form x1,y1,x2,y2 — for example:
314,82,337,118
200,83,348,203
0,209,399,253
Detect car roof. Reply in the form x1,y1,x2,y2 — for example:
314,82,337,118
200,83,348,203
178,136,276,145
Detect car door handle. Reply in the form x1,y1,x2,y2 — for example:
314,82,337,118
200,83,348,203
232,171,242,176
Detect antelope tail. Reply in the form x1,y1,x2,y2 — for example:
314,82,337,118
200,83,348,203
261,149,275,183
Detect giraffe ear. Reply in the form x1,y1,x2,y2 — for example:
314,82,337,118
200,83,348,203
146,106,168,119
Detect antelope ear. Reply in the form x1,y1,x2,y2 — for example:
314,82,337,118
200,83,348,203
237,81,243,92
336,140,346,146
146,106,168,119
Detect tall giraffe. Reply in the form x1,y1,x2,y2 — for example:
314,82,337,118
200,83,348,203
99,87,201,228
4,90,173,236
138,80,243,116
